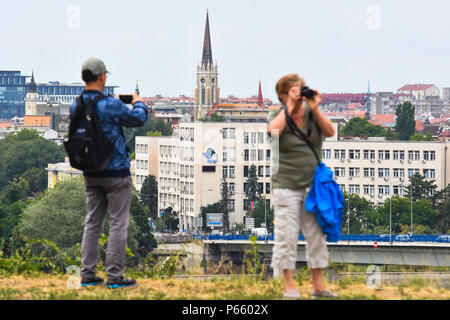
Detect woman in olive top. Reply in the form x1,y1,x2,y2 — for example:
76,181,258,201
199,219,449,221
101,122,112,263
267,74,337,299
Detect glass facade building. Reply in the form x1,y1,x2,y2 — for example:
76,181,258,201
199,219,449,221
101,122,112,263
0,71,28,119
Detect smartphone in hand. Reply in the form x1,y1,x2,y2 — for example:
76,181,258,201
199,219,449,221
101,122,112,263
119,95,133,104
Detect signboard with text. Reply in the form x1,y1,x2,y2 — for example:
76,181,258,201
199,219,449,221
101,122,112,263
206,213,223,228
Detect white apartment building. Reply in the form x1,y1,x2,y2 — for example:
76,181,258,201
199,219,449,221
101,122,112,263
135,122,272,232
136,121,450,232
322,136,450,204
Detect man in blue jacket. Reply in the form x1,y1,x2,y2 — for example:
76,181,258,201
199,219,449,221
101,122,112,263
71,57,148,289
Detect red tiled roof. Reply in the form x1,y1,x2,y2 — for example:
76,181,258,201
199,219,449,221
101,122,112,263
372,114,396,124
0,123,12,128
415,120,424,131
398,84,434,91
439,130,450,137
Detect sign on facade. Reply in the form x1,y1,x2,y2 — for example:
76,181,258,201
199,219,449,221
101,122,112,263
245,217,255,230
206,213,223,227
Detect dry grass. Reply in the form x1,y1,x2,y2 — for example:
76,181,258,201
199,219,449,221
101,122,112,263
0,273,449,300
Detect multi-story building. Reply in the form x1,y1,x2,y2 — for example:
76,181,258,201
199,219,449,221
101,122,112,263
397,84,440,100
135,122,272,232
0,70,28,118
322,132,450,204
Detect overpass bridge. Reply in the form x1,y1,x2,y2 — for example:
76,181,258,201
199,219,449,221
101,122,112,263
152,234,450,270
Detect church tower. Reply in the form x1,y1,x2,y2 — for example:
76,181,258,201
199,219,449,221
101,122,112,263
25,71,40,115
194,10,220,121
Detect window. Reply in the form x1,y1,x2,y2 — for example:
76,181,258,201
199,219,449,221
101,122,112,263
265,166,270,177
408,168,420,177
258,182,264,194
423,169,435,179
393,168,405,178
408,150,420,161
349,184,360,194
244,166,249,177
339,184,346,192
258,149,264,161
363,168,375,177
334,149,345,159
393,150,405,160
223,147,235,162
349,150,360,160
378,150,390,160
229,166,235,178
223,128,235,139
258,166,264,177
228,199,235,212
363,150,375,160
349,167,360,177
228,183,235,195
251,132,257,144
223,166,228,178
378,185,390,195
334,167,345,177
250,149,256,161
322,149,332,159
363,185,375,195
244,182,248,193
244,132,249,144
393,185,404,195
265,182,270,194
266,149,271,161
378,168,389,178
244,149,249,161
258,132,264,144
423,151,436,161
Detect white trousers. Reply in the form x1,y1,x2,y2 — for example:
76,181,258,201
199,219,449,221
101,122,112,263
271,187,329,274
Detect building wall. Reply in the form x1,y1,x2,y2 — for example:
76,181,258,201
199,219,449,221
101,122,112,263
135,122,272,232
23,115,52,127
322,139,450,203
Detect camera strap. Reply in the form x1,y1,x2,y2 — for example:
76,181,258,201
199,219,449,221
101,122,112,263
283,105,320,165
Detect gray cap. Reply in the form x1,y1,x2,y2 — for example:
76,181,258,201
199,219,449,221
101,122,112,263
82,57,109,76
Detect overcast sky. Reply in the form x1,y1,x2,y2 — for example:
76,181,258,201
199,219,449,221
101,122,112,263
1,0,450,101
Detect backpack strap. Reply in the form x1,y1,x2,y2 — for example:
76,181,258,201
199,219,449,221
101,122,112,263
284,105,320,165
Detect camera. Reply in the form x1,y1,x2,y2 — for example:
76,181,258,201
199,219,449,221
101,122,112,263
301,86,316,99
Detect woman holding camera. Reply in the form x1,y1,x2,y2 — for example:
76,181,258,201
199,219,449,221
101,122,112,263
267,74,337,299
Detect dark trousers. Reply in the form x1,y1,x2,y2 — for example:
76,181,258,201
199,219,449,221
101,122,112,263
81,176,132,281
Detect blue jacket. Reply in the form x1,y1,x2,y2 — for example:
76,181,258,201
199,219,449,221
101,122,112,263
305,162,344,242
69,90,148,176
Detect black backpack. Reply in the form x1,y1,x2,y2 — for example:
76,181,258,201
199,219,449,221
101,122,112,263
64,93,115,173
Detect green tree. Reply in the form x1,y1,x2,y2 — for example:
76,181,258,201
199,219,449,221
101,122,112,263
159,206,178,233
130,189,157,260
210,112,226,122
339,117,397,139
15,177,138,254
251,197,274,233
405,173,438,205
410,132,433,141
0,129,65,190
245,164,260,214
395,101,416,140
220,178,230,232
0,177,30,205
139,175,158,220
375,196,437,234
342,192,376,234
19,167,48,196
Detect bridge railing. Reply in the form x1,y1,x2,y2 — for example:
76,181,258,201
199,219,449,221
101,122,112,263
193,234,450,243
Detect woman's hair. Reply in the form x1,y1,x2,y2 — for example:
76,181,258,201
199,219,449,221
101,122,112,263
275,73,305,104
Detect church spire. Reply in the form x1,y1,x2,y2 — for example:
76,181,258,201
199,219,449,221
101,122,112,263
257,80,263,107
201,10,213,68
29,70,38,93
